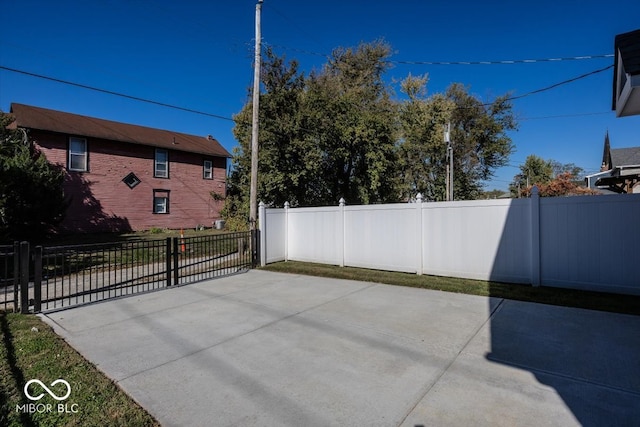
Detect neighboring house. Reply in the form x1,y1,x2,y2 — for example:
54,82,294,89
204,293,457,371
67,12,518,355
585,132,640,194
9,103,230,233
612,28,640,117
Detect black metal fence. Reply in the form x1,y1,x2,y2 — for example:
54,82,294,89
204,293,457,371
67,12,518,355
0,244,18,312
0,231,257,313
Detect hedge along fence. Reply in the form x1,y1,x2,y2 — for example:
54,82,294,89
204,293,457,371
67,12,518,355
259,190,640,296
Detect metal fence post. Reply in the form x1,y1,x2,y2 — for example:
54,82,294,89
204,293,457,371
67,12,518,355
19,241,30,313
33,246,42,312
166,237,172,287
13,242,19,312
172,238,179,286
251,229,259,268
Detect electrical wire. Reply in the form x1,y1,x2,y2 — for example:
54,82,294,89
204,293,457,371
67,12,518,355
264,43,614,66
0,65,237,123
393,54,614,66
506,65,613,101
0,63,614,125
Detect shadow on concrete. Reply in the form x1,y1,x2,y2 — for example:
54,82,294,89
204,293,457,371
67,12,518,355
488,197,640,426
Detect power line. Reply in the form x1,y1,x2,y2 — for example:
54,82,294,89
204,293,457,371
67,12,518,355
519,111,610,121
0,63,614,126
393,54,614,66
506,65,613,101
0,65,237,123
264,43,614,65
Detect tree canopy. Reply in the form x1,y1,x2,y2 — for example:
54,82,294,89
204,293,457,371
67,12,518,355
510,155,586,197
225,41,517,226
0,112,67,242
398,77,515,201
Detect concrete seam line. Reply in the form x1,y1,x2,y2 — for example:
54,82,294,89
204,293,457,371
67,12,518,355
483,357,640,398
116,281,379,383
396,298,506,426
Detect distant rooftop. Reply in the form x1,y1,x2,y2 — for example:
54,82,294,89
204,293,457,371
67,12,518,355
611,146,640,167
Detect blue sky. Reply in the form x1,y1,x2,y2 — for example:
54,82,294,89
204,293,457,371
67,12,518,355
1,0,639,193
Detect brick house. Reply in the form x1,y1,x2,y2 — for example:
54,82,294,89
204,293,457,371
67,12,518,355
9,103,230,233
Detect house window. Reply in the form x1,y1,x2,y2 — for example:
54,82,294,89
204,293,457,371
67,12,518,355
122,172,141,189
68,137,87,171
155,149,168,178
203,160,213,179
153,189,170,214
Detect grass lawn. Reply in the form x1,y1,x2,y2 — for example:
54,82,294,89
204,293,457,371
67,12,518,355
261,261,640,316
0,312,158,427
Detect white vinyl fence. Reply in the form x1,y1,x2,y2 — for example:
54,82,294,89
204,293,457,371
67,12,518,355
259,191,640,295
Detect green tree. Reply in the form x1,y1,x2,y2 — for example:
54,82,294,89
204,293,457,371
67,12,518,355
509,155,553,197
398,74,454,201
549,160,584,179
446,84,516,200
226,41,518,223
0,112,67,241
225,49,321,228
398,80,515,201
305,41,400,204
511,156,590,197
227,41,399,224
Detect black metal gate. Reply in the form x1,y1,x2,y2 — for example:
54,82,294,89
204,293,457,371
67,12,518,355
0,231,259,313
0,244,19,312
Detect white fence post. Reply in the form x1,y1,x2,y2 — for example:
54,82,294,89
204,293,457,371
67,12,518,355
339,198,345,267
258,201,266,267
416,193,423,275
530,186,541,286
284,201,290,262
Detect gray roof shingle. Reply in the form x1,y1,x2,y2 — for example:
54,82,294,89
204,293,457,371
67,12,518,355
611,146,640,167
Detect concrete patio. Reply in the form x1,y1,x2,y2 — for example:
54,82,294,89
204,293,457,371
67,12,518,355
42,270,640,426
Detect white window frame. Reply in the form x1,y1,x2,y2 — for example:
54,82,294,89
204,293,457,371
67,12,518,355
203,160,213,179
155,148,169,178
68,137,87,171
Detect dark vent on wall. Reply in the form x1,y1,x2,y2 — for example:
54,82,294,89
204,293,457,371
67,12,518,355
122,172,141,189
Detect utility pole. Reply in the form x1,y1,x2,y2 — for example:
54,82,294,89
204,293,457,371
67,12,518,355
449,142,454,201
444,122,453,201
249,0,263,230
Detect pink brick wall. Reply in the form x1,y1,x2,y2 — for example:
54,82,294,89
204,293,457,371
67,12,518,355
32,130,227,233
